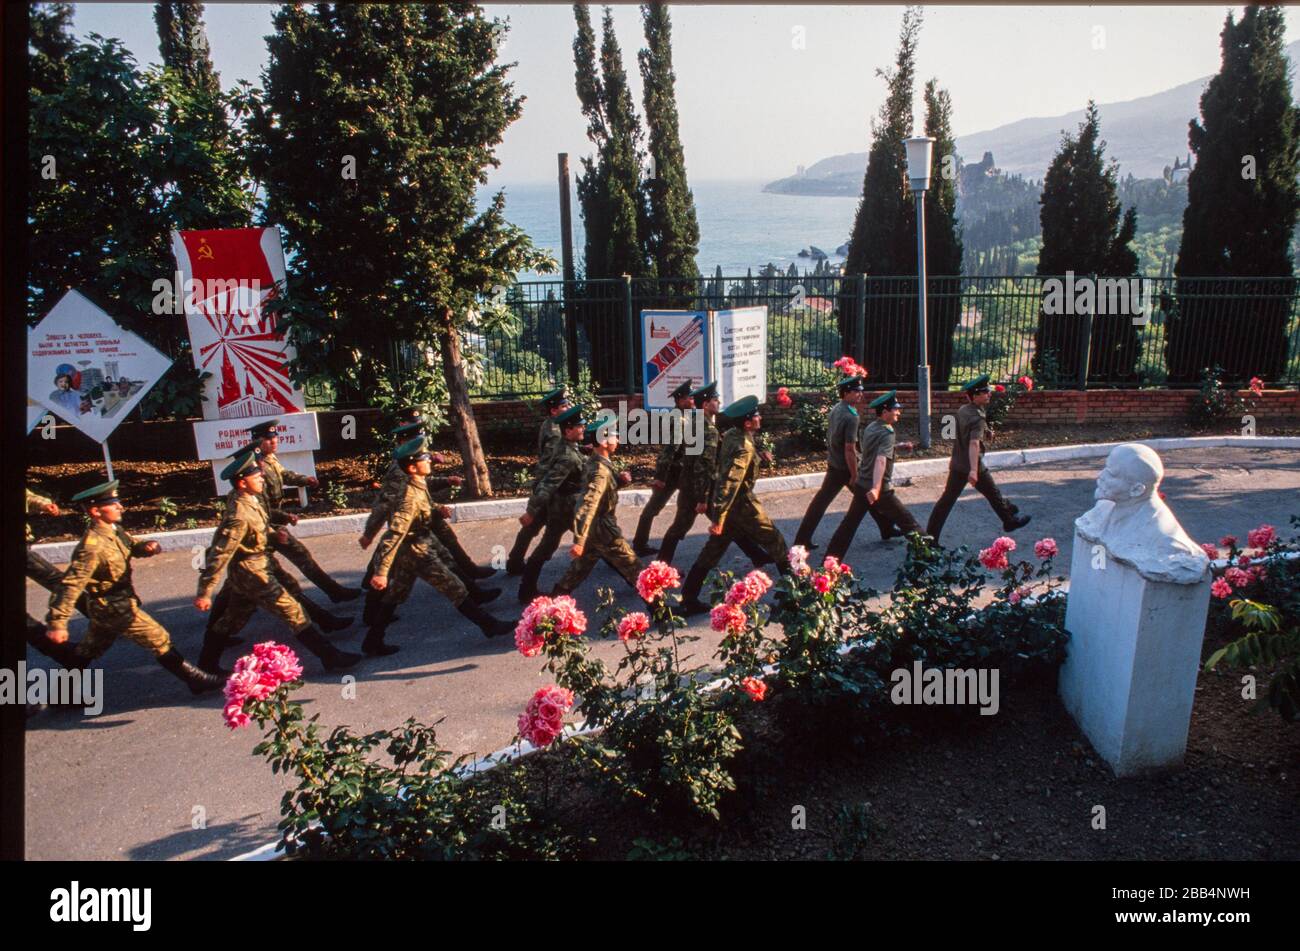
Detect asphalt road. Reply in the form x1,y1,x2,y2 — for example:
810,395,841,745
23,446,1300,860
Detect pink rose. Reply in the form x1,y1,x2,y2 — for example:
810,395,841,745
1247,524,1276,550
978,546,1009,571
1018,376,1034,392
741,677,767,702
992,536,1016,554
787,545,810,575
1200,542,1220,560
811,572,832,594
1210,578,1233,599
1237,554,1251,567
617,612,650,642
1249,376,1263,396
1219,535,1238,549
710,603,747,634
636,561,681,603
1224,567,1253,589
1033,538,1057,560
223,701,251,731
518,686,574,748
743,570,773,600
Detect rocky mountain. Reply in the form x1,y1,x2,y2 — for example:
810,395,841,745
764,40,1300,195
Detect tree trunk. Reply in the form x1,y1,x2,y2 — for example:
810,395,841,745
437,305,493,498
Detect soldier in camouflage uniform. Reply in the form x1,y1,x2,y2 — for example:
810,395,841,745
365,437,513,653
516,405,588,603
681,396,790,615
44,481,222,694
359,417,497,624
655,382,774,569
505,386,570,575
825,391,924,559
550,417,644,598
25,486,91,665
248,419,361,603
195,453,361,674
630,380,694,556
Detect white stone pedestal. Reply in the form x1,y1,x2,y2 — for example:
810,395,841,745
1059,532,1212,777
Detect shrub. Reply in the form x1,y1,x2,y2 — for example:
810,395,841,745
1187,365,1262,431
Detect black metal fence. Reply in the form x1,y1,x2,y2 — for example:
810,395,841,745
361,274,1300,403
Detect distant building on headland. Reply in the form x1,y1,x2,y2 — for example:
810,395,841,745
1163,154,1193,185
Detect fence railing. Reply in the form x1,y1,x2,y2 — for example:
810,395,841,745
372,274,1300,403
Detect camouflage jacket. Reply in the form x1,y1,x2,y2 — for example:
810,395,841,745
572,455,620,546
26,487,54,543
258,451,311,511
363,460,454,538
527,439,585,519
47,521,153,628
710,427,758,524
197,492,273,599
686,414,721,501
373,477,434,578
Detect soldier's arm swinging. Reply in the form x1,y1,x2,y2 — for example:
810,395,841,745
570,466,607,550
373,491,418,580
711,435,750,529
196,514,248,602
46,542,101,635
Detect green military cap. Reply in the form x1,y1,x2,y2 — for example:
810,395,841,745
221,452,261,484
247,418,280,440
668,380,693,400
555,404,585,428
691,380,719,406
838,375,866,393
393,435,432,466
228,443,259,462
869,389,902,411
721,394,762,420
539,386,567,409
71,479,120,505
390,418,426,439
960,374,991,394
394,405,424,423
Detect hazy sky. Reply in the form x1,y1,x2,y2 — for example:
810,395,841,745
70,3,1259,183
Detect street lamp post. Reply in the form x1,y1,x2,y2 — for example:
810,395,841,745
904,135,935,449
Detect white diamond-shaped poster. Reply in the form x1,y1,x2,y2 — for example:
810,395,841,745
28,290,173,444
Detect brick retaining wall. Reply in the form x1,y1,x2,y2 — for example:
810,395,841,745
24,390,1297,464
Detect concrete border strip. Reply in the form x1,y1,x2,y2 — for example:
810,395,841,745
33,436,1300,562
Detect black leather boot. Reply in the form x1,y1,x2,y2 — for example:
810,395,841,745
456,599,513,638
1002,513,1032,532
466,580,501,604
679,563,711,616
296,624,363,671
323,579,363,603
158,648,224,695
300,595,352,632
361,603,400,656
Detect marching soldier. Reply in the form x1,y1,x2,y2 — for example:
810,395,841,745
630,380,694,556
505,386,570,575
655,382,774,568
197,446,353,672
550,417,643,599
516,405,588,603
360,417,501,622
681,396,790,615
44,480,222,694
248,419,361,603
792,375,867,550
925,374,1031,544
26,487,65,591
825,391,923,559
366,437,513,653
195,453,362,673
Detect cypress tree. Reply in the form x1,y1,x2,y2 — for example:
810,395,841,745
842,6,923,383
1033,102,1141,384
923,78,963,384
572,4,653,390
153,1,251,231
639,2,700,293
1167,4,1300,383
248,3,550,496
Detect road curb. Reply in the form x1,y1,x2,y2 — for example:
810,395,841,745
32,435,1300,563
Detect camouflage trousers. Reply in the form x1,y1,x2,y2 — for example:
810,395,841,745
553,520,642,595
382,535,468,608
72,594,173,662
208,554,311,641
631,470,680,549
690,495,789,579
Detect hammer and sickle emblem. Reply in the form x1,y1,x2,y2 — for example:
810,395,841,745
197,238,215,261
